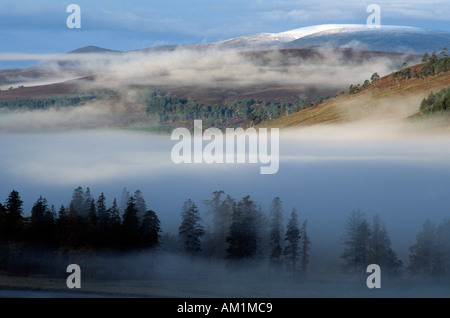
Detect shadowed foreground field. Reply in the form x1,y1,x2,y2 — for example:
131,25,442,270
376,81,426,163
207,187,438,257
1,271,449,298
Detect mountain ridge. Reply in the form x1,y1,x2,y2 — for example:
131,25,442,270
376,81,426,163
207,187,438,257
62,24,450,56
131,24,450,55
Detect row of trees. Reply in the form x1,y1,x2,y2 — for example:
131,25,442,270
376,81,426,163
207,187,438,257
348,48,449,95
0,85,325,129
0,92,106,110
177,193,311,276
389,50,449,81
2,188,450,280
341,209,450,281
0,188,311,277
136,89,323,128
348,72,380,95
0,188,161,252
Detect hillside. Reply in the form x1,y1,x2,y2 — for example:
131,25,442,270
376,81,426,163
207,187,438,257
260,63,449,129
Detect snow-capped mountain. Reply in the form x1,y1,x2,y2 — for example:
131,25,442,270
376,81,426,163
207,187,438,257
187,24,365,50
68,24,449,56
285,24,450,54
181,24,450,54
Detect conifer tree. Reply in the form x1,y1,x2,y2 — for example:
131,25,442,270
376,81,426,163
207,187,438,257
300,219,311,279
368,214,402,276
4,190,24,240
107,198,122,248
269,197,284,268
140,210,161,249
178,199,205,255
122,196,140,249
96,193,109,230
29,196,55,245
283,208,301,275
70,186,84,217
432,219,450,279
409,220,437,277
134,189,147,224
203,191,233,258
226,196,259,265
341,209,371,273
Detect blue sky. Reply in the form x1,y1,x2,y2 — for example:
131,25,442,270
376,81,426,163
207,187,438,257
0,0,448,55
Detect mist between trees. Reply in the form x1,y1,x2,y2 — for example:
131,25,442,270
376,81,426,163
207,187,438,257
0,187,449,284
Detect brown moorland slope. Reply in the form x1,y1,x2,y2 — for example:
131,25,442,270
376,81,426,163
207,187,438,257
260,64,449,128
0,76,96,102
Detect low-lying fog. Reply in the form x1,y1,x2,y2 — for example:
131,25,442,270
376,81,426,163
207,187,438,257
1,121,450,266
0,47,418,92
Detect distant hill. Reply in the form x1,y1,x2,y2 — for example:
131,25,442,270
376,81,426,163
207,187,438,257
67,46,122,54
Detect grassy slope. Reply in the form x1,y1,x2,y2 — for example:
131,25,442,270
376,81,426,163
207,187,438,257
260,65,450,128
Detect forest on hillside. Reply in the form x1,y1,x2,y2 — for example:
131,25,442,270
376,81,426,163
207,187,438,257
348,49,449,96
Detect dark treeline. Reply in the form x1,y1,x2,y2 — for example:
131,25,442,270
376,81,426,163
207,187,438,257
135,90,323,127
0,92,107,111
0,188,312,278
1,188,450,282
0,187,161,251
0,187,161,276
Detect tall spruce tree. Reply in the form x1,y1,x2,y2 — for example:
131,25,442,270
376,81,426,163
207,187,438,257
119,187,130,216
269,197,284,268
107,198,122,249
0,203,6,240
300,219,311,279
341,209,371,273
203,191,234,258
434,219,450,278
283,208,301,275
29,196,55,245
122,196,140,249
226,196,260,267
96,193,109,230
140,210,161,249
70,186,84,217
409,220,437,277
134,190,147,224
178,199,205,255
4,189,24,240
368,214,402,277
